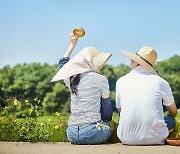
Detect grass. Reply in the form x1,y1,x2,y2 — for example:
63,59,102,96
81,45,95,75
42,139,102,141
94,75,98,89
1,112,179,142
113,112,180,122
38,114,69,125
37,113,119,142
112,112,119,123
39,112,180,125
175,113,180,121
0,112,70,142
37,113,70,142
31,111,180,142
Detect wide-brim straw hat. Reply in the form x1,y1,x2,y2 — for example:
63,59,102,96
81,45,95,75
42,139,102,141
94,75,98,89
120,46,159,75
51,46,112,82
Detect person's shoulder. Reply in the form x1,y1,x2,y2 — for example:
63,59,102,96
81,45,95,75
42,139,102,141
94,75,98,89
153,74,169,84
87,72,108,84
149,74,171,88
87,72,107,79
116,72,131,84
158,75,171,86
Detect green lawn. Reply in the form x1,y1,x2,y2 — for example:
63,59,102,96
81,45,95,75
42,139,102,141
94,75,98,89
112,112,119,123
1,112,179,142
38,111,180,126
36,112,180,142
113,112,180,123
37,113,70,142
38,113,70,125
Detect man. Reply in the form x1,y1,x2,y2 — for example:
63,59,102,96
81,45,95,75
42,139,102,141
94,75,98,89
116,46,177,145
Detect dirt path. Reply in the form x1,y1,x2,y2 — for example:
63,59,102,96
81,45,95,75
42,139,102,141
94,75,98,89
0,142,179,154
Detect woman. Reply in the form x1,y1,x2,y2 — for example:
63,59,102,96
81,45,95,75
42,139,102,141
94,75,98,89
51,33,115,144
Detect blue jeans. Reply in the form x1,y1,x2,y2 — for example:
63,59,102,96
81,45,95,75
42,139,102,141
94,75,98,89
164,115,176,130
66,121,112,144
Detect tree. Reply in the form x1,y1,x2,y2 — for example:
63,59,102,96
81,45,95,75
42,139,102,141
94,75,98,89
155,55,180,107
0,55,179,113
42,82,70,114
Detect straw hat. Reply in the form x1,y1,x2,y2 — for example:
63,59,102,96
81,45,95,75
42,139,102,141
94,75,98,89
51,46,112,82
120,46,159,75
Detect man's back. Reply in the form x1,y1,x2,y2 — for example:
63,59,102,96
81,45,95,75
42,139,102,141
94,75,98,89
116,66,174,145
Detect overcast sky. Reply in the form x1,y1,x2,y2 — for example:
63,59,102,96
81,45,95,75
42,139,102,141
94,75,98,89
0,0,180,68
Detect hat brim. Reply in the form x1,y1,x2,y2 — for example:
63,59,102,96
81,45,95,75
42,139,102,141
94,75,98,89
50,48,112,82
120,50,159,76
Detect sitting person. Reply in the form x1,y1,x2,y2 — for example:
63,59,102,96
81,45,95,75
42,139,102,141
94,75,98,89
116,46,178,145
51,33,116,144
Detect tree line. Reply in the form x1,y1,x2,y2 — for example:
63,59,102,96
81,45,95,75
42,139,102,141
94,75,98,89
0,55,179,114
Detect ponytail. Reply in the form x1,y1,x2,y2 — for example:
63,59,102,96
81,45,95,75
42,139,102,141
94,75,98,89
70,74,80,95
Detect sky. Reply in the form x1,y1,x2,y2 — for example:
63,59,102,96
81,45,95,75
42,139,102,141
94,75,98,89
0,0,180,68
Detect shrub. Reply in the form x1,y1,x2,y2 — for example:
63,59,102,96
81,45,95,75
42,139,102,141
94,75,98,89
0,97,68,142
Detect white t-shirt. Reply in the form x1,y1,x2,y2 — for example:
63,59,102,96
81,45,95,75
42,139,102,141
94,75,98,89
65,72,110,126
116,66,174,145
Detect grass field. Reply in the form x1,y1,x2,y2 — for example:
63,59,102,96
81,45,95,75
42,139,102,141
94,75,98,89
38,111,180,128
39,111,180,124
1,112,179,142
41,111,180,142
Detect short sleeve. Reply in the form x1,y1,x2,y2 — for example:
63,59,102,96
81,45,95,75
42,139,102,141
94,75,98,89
116,80,121,109
161,80,174,106
100,76,110,97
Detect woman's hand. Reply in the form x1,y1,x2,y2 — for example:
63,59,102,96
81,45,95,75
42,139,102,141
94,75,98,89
64,33,79,57
69,33,79,48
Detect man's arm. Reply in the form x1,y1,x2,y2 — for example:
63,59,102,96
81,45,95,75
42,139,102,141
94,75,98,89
166,102,177,118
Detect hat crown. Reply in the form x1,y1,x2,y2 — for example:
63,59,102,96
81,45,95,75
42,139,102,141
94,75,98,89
89,47,100,58
82,46,100,58
84,46,111,68
137,46,157,66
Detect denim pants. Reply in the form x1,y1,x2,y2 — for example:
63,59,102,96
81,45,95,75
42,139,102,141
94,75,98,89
164,115,176,130
66,121,112,144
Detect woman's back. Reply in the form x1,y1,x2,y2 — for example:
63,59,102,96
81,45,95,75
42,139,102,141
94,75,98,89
65,72,110,125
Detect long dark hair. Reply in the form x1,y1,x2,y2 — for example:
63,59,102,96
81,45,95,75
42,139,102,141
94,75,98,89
70,74,80,95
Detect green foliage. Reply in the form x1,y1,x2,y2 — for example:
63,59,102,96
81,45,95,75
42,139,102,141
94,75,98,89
0,63,57,107
100,64,130,91
155,55,180,75
155,55,180,107
0,98,68,142
0,55,179,113
0,55,178,142
42,82,70,114
99,64,130,112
